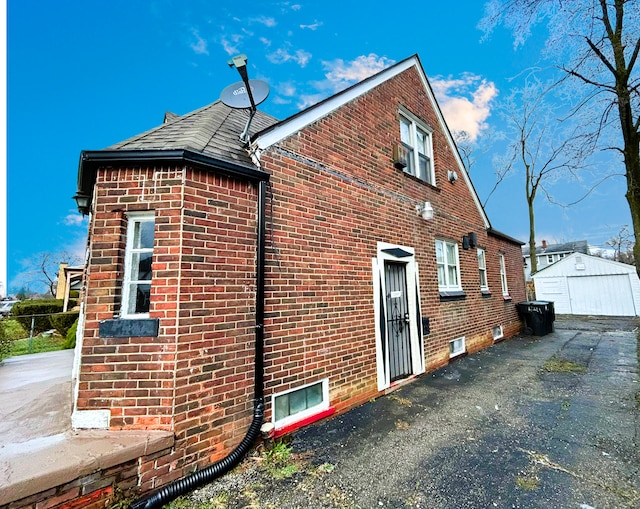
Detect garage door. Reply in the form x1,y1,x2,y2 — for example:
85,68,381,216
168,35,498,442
567,274,636,316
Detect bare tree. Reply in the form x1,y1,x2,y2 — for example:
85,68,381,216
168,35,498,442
497,77,591,274
480,0,640,274
13,251,83,297
606,224,635,264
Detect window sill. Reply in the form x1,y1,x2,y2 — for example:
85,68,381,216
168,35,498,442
503,295,513,302
481,290,492,298
272,407,336,439
439,291,466,302
99,318,159,338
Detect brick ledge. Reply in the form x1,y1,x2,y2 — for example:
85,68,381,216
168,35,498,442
0,429,174,506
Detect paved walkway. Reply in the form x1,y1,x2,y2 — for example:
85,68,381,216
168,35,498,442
0,350,173,506
184,317,640,509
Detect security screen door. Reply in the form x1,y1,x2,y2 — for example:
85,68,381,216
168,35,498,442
385,261,412,382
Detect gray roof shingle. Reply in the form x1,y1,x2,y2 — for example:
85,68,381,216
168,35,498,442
108,101,278,167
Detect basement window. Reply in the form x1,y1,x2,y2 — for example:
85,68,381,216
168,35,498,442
492,325,504,341
449,337,466,358
272,380,329,428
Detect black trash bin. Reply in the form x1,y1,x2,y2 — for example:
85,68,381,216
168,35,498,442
517,300,555,336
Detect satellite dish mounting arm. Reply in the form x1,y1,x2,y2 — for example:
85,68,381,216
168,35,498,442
228,54,258,142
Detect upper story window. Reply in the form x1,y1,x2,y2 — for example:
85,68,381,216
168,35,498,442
399,112,435,185
478,248,488,291
547,254,554,264
122,212,155,317
499,253,509,296
436,240,461,291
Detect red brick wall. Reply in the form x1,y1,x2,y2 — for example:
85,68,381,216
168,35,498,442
258,66,525,417
77,166,259,486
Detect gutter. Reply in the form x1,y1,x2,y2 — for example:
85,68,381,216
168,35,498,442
75,148,270,214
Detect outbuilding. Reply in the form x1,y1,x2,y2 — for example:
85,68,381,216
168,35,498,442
532,252,640,316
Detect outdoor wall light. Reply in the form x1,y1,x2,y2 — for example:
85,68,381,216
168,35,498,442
73,191,90,216
416,201,434,220
448,170,459,183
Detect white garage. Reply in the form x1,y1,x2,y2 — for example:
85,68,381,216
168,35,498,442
532,252,640,316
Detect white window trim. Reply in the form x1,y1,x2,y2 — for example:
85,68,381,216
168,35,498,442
492,325,504,341
478,248,489,291
271,379,329,429
399,109,435,185
436,240,462,292
499,253,509,296
121,212,155,318
449,337,466,358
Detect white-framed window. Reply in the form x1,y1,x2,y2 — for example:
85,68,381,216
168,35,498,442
121,212,155,317
547,254,554,264
272,379,329,428
399,112,434,185
477,248,488,291
499,253,509,296
492,325,504,341
449,337,466,358
436,240,461,291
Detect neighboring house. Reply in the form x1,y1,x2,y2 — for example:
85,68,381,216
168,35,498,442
55,263,84,311
533,252,640,316
522,239,589,280
69,54,525,502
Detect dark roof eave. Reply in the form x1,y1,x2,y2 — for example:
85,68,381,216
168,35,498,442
487,227,525,246
75,148,269,215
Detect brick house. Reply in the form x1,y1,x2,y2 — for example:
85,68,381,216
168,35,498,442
71,54,525,503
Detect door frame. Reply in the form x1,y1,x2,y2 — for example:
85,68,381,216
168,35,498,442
372,242,425,390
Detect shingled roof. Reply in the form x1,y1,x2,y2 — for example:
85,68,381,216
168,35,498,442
108,100,278,167
522,240,589,257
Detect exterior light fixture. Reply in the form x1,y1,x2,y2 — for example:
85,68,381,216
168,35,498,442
448,170,459,183
416,201,434,220
73,191,90,216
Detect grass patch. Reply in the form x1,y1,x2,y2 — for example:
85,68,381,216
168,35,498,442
542,358,587,373
1,319,27,341
263,440,299,480
10,333,67,356
516,475,540,490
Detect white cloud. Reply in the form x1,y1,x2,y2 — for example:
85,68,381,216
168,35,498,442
63,213,87,227
276,81,297,97
297,93,326,110
260,36,271,47
254,16,277,27
190,29,209,55
221,34,242,55
430,74,498,141
300,21,322,30
322,54,395,92
267,48,312,67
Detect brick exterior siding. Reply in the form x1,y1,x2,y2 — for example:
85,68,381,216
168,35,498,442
72,64,525,500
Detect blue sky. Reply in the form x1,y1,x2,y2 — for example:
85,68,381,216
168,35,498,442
5,0,631,294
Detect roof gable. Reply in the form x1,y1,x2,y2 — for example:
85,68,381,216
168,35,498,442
251,54,490,228
532,252,637,278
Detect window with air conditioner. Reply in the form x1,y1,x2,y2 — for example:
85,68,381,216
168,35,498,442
399,111,435,185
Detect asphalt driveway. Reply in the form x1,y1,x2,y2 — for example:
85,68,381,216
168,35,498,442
180,316,640,509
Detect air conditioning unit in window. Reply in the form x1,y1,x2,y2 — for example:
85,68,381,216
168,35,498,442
393,143,409,169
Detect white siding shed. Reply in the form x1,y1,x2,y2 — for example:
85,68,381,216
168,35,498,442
532,252,640,316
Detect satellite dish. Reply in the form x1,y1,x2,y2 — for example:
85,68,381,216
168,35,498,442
220,79,270,109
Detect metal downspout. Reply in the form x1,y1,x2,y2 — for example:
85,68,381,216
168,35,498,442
130,180,268,509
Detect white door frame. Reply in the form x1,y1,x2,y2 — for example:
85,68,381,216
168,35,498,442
372,242,425,390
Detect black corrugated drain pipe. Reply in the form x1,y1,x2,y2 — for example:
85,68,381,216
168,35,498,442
130,180,268,509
